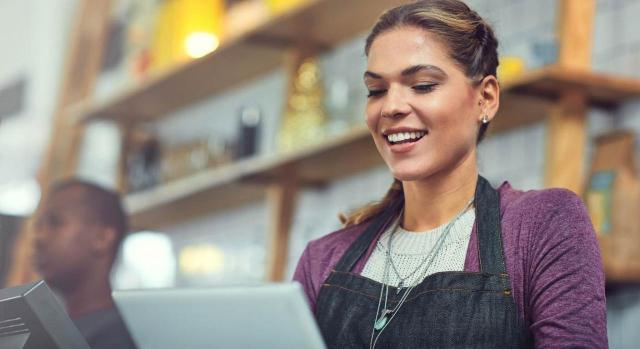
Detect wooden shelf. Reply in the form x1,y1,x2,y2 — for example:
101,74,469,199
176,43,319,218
126,126,380,229
488,66,640,134
126,66,640,229
71,0,403,124
501,66,640,108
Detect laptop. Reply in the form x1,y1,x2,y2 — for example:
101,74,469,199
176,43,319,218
113,282,326,349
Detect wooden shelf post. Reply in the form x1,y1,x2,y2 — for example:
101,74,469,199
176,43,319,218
544,0,595,192
545,91,588,191
265,176,299,281
5,0,113,287
264,43,320,281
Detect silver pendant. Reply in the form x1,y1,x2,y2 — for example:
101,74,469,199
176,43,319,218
374,310,392,331
397,281,404,294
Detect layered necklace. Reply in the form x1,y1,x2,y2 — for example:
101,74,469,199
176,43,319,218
369,197,475,349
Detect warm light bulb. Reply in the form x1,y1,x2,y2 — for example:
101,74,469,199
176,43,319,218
185,32,220,58
179,245,225,275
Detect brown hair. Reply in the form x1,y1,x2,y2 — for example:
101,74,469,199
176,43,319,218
341,0,499,226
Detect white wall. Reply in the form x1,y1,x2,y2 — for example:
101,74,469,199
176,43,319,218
0,0,78,214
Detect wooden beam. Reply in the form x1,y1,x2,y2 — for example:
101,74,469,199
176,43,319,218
544,0,595,192
62,122,87,177
116,123,132,194
6,0,113,287
265,177,298,281
265,44,319,281
556,0,595,70
544,91,588,192
41,0,113,183
4,218,39,287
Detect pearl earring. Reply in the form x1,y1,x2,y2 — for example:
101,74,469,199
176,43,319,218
482,114,489,124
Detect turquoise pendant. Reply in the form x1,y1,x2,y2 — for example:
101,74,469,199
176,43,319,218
374,310,391,330
374,316,388,330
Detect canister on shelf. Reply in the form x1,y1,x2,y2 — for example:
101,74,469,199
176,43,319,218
278,57,328,153
324,77,355,137
264,0,307,15
126,134,160,193
150,0,225,73
497,56,525,83
235,105,262,159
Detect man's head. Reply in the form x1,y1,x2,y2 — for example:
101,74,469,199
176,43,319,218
33,179,127,294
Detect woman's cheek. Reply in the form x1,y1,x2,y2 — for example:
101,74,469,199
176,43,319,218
364,109,380,132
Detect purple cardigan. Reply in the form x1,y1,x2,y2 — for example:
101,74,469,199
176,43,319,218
293,182,608,348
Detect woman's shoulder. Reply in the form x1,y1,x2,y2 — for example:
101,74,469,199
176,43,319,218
304,220,372,260
497,180,594,248
498,181,587,217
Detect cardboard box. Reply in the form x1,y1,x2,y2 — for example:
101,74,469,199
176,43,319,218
586,131,640,281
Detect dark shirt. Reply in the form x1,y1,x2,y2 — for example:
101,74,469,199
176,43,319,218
73,306,137,349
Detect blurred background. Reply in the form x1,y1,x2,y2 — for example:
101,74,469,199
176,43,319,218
0,0,640,347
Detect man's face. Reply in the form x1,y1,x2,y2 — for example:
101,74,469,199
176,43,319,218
33,187,99,292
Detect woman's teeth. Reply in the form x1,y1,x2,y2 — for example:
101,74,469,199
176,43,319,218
386,131,427,144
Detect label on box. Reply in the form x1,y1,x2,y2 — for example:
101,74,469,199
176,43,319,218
586,171,616,235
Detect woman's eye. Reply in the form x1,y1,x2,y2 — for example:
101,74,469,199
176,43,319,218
367,89,386,98
413,84,437,93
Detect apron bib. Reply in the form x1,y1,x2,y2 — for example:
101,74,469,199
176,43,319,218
315,176,532,348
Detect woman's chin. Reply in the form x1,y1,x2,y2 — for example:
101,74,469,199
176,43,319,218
389,166,434,182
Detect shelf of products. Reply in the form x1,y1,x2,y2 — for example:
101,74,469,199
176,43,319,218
126,125,378,228
69,0,401,123
124,65,640,229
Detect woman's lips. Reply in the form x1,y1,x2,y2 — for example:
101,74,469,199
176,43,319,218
386,134,425,154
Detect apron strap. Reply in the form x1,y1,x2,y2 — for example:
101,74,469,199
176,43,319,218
475,176,507,274
332,200,402,273
332,176,507,275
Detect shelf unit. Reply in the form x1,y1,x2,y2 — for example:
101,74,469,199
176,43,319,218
9,0,640,285
125,125,381,228
124,66,640,230
69,0,405,124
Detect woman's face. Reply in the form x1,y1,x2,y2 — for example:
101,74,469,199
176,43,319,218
364,26,486,182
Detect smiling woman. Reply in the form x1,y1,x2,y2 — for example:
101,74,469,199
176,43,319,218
293,1,607,348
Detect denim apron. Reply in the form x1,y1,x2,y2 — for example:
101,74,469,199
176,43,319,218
315,176,532,348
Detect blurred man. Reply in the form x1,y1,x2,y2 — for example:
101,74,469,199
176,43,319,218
33,179,136,349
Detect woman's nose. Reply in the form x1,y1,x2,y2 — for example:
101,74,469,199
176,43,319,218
380,87,410,118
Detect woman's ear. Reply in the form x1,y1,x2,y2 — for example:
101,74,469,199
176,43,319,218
478,75,500,122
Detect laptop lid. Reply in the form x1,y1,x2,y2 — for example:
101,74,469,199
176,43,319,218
113,282,325,349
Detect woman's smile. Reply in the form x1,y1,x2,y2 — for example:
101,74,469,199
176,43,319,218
383,127,429,154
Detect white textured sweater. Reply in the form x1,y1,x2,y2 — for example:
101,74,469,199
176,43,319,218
361,209,475,287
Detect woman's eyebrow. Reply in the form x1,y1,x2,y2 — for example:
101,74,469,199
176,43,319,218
364,71,383,79
401,64,448,78
364,64,448,80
